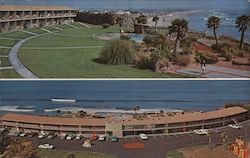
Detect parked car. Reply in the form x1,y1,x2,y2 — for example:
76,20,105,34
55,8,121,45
194,129,208,135
47,133,57,139
111,136,118,142
27,132,38,138
98,135,106,141
228,124,242,129
75,134,83,140
38,144,54,149
38,133,49,139
139,133,148,140
19,132,27,137
8,131,21,136
66,134,76,140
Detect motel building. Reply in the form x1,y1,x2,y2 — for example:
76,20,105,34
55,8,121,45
0,106,248,138
0,5,76,32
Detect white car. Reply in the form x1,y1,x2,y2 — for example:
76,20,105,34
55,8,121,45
38,133,48,139
75,134,83,140
66,134,75,140
98,135,106,141
19,133,27,137
228,124,242,129
194,129,208,135
139,133,148,140
38,144,54,149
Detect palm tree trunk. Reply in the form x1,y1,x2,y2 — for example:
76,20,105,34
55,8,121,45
213,28,218,46
155,21,157,32
240,29,245,50
174,35,179,56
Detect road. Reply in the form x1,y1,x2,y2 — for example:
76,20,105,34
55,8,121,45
13,120,250,158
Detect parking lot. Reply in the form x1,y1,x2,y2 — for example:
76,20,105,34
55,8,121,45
6,120,250,158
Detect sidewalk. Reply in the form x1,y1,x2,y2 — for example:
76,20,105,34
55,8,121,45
177,65,250,78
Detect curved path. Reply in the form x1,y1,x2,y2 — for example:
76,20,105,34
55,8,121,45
8,36,39,78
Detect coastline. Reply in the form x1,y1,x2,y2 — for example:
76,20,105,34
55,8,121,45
147,9,206,27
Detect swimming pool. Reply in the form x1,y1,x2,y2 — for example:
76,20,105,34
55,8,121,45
99,33,145,42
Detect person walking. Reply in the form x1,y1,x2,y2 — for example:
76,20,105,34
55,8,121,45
201,60,206,75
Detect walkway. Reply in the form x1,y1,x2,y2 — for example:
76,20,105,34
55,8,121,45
21,46,103,50
8,36,38,78
177,65,250,78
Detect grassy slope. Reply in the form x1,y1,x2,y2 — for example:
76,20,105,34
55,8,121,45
0,39,18,47
165,150,185,158
37,149,117,158
0,31,33,39
0,69,20,78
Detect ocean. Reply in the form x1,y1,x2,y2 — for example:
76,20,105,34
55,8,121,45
0,80,249,115
1,0,249,40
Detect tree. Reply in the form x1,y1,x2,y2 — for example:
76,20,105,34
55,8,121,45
207,16,221,46
0,131,10,154
132,105,140,117
236,15,250,49
168,19,189,55
152,16,159,31
135,15,147,24
99,40,135,65
3,140,37,158
116,16,124,32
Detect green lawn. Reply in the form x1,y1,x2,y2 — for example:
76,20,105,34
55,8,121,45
0,57,11,66
56,24,74,30
0,48,10,55
0,23,192,78
0,39,18,47
0,31,33,39
25,28,47,34
19,48,184,78
37,149,117,158
43,26,60,32
0,69,20,78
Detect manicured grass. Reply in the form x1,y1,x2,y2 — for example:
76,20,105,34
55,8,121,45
37,149,117,158
19,48,184,78
25,28,47,34
43,26,60,32
0,69,20,78
0,39,18,47
56,24,74,29
0,31,32,39
22,34,106,47
19,25,190,78
0,48,10,55
0,57,11,66
70,22,87,28
165,150,185,158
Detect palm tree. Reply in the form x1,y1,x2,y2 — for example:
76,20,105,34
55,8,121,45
168,18,189,55
132,105,140,117
236,15,250,49
152,16,159,31
207,16,221,46
116,16,124,33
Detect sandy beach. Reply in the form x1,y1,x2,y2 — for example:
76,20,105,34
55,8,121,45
147,10,205,27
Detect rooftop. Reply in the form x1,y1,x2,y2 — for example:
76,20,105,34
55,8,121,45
0,106,247,126
0,5,75,11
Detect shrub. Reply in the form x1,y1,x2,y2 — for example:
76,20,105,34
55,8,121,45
120,34,131,40
175,54,191,66
143,35,153,46
99,40,135,65
135,54,154,70
155,58,170,72
102,23,111,28
195,51,219,64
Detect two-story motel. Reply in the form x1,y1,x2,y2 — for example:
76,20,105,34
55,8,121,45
0,5,76,32
0,106,248,138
